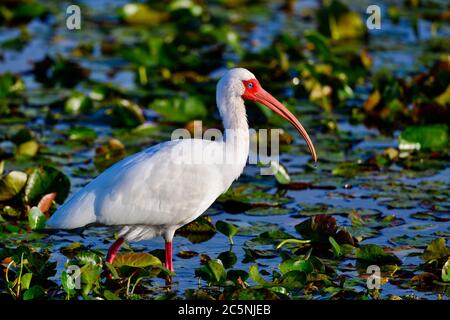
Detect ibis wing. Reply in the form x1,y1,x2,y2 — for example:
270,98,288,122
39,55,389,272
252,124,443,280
47,139,234,229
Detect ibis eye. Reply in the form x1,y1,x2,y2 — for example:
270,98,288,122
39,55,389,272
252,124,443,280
247,82,253,89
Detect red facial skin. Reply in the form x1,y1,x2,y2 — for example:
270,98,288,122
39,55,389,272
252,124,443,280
241,79,261,101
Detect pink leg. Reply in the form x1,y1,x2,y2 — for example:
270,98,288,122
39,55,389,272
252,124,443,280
165,241,174,272
106,237,124,264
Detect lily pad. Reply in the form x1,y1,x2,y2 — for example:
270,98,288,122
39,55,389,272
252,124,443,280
177,216,216,243
215,220,238,245
64,92,93,115
112,252,162,268
279,259,314,275
422,238,450,262
149,96,207,123
0,170,27,201
399,125,448,151
24,166,70,205
442,258,450,282
356,244,402,265
111,99,145,128
28,206,46,230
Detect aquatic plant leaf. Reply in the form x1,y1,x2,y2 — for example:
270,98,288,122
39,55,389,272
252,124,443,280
280,270,307,288
149,96,207,123
60,242,86,257
80,264,101,296
270,161,290,185
76,251,102,266
28,206,46,230
356,244,401,265
207,259,227,283
249,265,268,286
103,290,121,300
304,31,331,60
17,140,39,157
216,220,238,245
227,269,249,283
111,99,145,128
245,207,292,216
24,166,70,204
0,170,27,201
177,251,198,259
0,73,25,99
329,236,342,257
399,125,448,151
217,251,237,269
422,238,450,262
64,92,93,115
390,234,437,248
246,229,294,247
21,272,32,291
295,215,353,246
442,258,450,282
243,248,277,262
177,216,216,243
279,259,314,275
316,0,366,40
67,127,97,142
113,252,162,268
118,3,169,26
23,285,45,300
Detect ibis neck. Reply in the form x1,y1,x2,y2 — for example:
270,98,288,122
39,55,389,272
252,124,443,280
221,96,249,132
218,95,249,178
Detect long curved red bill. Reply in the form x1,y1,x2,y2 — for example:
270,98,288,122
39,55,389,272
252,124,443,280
253,89,317,162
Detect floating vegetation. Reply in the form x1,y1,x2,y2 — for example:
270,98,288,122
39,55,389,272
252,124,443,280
0,0,449,300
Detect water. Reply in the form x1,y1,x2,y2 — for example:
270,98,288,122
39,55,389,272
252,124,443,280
0,0,449,299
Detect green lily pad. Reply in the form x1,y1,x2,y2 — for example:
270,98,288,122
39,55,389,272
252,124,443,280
390,234,438,248
245,229,294,247
177,216,216,243
118,3,169,26
21,272,33,291
270,161,290,185
219,184,291,213
249,265,268,286
16,140,39,157
195,259,227,284
0,170,27,201
149,96,207,123
67,127,97,142
80,264,102,296
24,166,70,205
442,258,450,282
279,259,314,275
399,125,448,151
237,221,281,237
215,220,238,245
207,259,227,283
64,92,93,115
23,285,45,300
356,244,402,265
111,99,145,128
112,252,162,268
28,206,46,230
245,207,292,216
217,251,237,269
422,238,450,262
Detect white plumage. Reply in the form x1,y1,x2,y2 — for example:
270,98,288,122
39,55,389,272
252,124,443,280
47,139,245,241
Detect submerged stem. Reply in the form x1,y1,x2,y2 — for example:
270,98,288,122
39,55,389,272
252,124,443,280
276,239,311,249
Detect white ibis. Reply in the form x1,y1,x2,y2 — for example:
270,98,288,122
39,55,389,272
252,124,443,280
47,68,317,274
